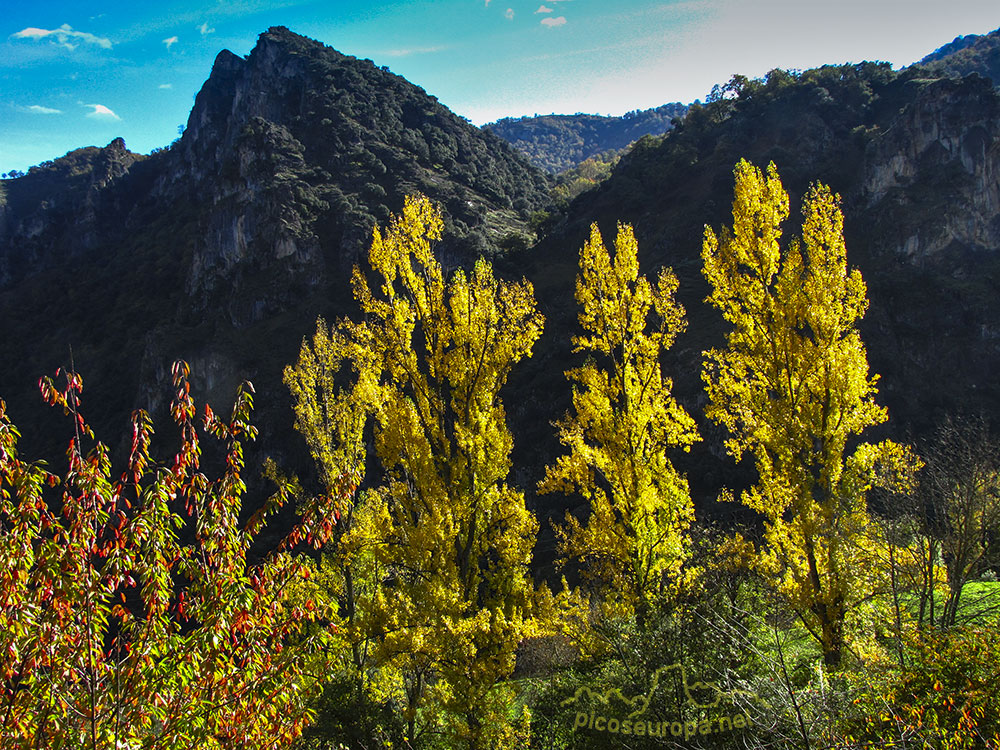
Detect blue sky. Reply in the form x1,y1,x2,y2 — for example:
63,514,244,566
2,0,998,173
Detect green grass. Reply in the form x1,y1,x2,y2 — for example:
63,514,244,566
956,580,1000,624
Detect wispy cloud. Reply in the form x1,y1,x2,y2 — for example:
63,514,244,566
505,8,514,20
541,16,567,26
158,83,173,89
11,24,112,51
198,22,215,35
20,104,62,114
163,36,178,50
84,103,120,121
535,4,553,12
383,45,446,57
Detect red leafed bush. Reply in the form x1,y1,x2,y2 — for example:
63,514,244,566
0,361,346,750
834,625,1000,749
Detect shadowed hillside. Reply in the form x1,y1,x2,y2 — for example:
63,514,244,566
3,28,1000,536
0,26,551,480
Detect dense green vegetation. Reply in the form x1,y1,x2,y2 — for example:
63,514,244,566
918,26,1000,85
549,151,621,207
486,104,687,174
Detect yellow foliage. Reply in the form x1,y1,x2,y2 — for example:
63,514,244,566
540,222,699,615
702,160,918,667
286,195,542,748
712,532,758,574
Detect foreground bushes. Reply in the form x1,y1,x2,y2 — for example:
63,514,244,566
0,363,343,749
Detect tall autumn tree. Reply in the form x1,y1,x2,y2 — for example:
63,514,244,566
702,159,913,667
539,222,699,618
283,317,380,698
285,194,543,749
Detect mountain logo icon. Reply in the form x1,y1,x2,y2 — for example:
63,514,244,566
560,663,749,719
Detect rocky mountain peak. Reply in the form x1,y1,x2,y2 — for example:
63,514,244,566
159,25,550,320
0,137,144,287
178,28,320,169
0,27,552,465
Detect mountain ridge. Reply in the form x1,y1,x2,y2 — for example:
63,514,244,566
485,103,688,173
918,26,1000,84
3,26,1000,526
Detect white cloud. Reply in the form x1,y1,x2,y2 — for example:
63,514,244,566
84,103,120,121
535,4,553,12
163,36,178,50
21,104,62,114
485,0,492,5
198,22,215,35
541,16,567,26
383,45,446,57
505,8,514,20
11,24,112,51
158,83,173,89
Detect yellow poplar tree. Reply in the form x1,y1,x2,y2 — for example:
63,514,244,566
285,195,542,748
539,222,699,617
701,159,914,667
283,317,384,721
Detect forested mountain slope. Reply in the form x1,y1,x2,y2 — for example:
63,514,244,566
486,103,688,173
521,65,1000,501
918,25,1000,84
4,28,1000,526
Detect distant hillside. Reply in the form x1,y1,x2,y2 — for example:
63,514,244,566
918,26,1000,84
485,104,687,173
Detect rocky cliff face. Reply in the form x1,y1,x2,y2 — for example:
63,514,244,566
162,39,331,322
0,138,144,286
863,76,1000,260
